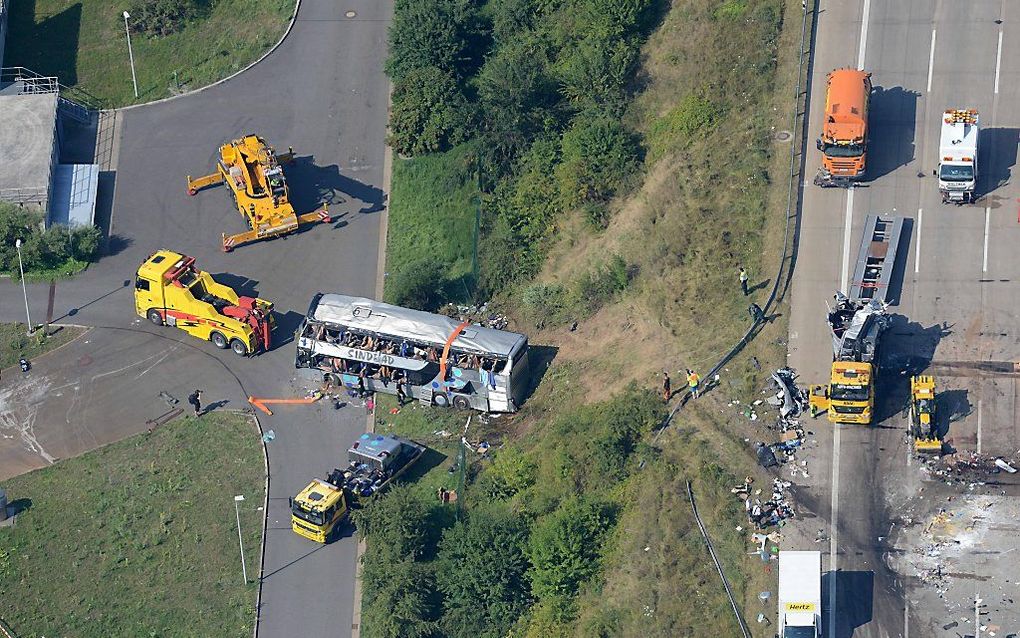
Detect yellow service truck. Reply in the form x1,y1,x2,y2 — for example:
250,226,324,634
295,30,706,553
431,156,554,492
291,433,426,543
134,250,274,356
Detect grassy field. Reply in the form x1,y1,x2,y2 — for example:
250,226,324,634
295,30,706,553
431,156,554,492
0,412,265,637
2,0,293,107
383,143,479,306
0,322,87,371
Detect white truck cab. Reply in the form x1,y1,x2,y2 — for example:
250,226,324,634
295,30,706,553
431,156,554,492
779,551,822,638
937,109,979,204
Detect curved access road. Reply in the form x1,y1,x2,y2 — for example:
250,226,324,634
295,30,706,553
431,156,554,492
0,0,393,634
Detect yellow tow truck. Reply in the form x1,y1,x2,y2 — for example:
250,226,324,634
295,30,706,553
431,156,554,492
290,476,349,543
134,250,274,356
186,134,332,252
909,375,941,453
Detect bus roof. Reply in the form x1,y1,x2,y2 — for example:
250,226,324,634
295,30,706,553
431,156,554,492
308,293,527,357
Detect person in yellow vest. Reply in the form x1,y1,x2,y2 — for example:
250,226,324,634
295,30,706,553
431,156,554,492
686,369,701,399
739,266,749,296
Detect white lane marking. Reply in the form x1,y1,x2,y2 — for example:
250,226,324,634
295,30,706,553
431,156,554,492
841,189,854,292
915,208,923,274
857,0,872,70
977,399,983,455
829,423,842,638
995,30,1004,94
983,207,991,273
905,603,910,638
927,30,937,93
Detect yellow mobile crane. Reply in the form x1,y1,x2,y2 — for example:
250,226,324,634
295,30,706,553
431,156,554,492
187,134,332,252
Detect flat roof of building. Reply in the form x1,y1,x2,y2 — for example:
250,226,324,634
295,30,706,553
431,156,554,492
0,93,58,197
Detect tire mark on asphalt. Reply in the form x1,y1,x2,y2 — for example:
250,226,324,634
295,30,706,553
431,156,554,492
0,375,57,464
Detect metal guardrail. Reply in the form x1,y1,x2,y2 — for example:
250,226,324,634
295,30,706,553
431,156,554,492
1,66,103,122
650,0,816,448
687,481,752,638
0,616,18,638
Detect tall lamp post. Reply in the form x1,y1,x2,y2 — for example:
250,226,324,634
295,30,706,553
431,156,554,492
233,495,248,583
122,11,139,98
14,239,33,335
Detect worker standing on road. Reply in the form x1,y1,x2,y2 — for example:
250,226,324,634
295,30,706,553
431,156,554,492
739,266,749,296
188,389,203,416
661,371,672,402
687,370,701,399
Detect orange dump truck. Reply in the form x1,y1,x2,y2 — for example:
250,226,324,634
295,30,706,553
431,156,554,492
814,68,872,187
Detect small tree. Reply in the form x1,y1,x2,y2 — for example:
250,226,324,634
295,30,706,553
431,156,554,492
386,0,477,82
436,505,533,637
389,66,473,156
526,496,615,615
387,257,449,312
127,0,201,36
556,114,640,211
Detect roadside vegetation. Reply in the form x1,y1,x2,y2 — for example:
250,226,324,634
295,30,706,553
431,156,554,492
0,203,102,281
2,0,292,106
0,412,264,637
369,0,802,636
0,322,87,370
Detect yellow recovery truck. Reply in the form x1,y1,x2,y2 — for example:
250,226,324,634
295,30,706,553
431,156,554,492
291,433,426,543
809,215,905,426
186,134,332,252
135,250,274,356
909,375,942,453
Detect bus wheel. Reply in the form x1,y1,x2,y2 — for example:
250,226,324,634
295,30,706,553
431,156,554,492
147,309,164,326
210,331,229,349
230,338,249,356
453,395,470,410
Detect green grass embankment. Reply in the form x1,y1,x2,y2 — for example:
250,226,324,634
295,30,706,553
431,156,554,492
0,412,265,637
3,0,292,107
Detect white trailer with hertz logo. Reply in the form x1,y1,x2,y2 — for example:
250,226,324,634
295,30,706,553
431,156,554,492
778,550,822,638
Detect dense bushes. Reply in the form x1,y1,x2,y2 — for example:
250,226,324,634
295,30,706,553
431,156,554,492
357,390,665,637
0,203,102,278
127,0,203,36
389,68,473,156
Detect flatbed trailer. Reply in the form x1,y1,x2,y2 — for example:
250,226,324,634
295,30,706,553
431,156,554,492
848,214,905,304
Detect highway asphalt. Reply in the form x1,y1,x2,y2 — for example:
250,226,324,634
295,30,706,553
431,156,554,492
0,0,392,634
788,0,1020,636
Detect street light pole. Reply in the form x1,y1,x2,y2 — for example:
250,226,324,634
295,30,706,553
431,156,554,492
122,11,139,98
233,495,248,583
15,239,33,335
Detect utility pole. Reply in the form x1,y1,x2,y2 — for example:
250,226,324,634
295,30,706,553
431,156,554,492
15,239,33,335
122,11,139,98
233,495,248,583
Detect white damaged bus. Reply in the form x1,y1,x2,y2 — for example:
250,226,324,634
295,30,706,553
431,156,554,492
295,294,530,412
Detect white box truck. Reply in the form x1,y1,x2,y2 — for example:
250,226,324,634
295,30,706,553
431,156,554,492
778,550,822,638
937,109,979,204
